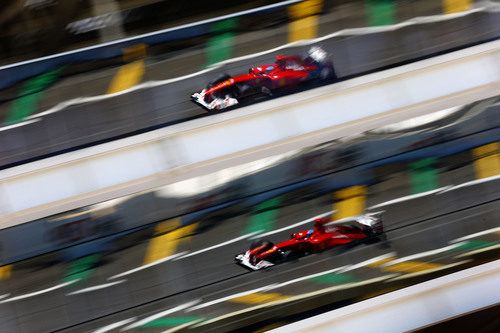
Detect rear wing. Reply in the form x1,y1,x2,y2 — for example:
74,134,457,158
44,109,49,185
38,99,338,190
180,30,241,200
325,212,384,234
307,46,327,63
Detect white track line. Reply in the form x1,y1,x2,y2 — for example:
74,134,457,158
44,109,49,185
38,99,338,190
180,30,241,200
339,253,397,273
0,279,79,303
161,318,206,333
269,266,349,290
186,254,396,312
175,231,262,260
66,279,126,295
191,275,397,328
381,243,466,267
122,300,200,330
92,318,136,333
450,227,500,243
369,173,499,210
186,285,277,312
108,252,187,280
368,187,452,209
438,174,500,194
0,118,40,132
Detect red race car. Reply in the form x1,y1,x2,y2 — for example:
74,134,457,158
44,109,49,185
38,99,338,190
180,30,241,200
191,46,336,110
235,215,384,270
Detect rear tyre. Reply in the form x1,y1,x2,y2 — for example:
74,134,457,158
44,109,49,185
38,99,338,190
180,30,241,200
319,65,336,80
279,250,293,263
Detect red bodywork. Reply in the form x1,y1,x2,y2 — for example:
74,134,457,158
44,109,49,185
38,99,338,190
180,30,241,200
205,56,317,97
250,218,369,265
192,47,335,110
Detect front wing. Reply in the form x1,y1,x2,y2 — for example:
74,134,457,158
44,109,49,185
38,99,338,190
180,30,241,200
235,251,275,271
191,90,239,110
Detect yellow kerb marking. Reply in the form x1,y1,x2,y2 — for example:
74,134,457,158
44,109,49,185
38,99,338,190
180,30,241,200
381,261,443,273
366,257,395,268
443,0,472,14
143,218,198,265
107,60,145,94
288,16,319,42
288,0,322,42
229,292,290,304
472,142,500,179
123,43,147,62
0,265,12,280
367,257,443,273
333,185,367,220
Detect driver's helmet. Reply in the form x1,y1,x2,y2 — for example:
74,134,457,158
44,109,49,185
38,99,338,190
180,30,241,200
306,229,314,238
275,55,286,68
314,218,325,230
265,66,275,73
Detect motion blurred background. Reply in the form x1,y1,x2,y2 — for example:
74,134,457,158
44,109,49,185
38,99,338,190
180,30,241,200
0,1,498,332
2,0,496,127
0,0,479,64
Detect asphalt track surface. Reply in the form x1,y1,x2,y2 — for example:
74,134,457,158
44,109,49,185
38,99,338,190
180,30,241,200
0,151,498,332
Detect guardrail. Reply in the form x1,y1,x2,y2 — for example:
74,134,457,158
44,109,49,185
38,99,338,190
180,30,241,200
270,260,500,333
0,41,498,228
0,6,499,168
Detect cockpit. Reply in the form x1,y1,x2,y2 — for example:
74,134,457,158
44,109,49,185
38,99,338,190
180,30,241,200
291,229,314,240
264,66,275,73
249,65,277,75
275,55,304,71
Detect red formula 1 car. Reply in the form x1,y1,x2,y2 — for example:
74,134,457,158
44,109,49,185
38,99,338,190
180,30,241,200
191,46,336,110
235,215,384,270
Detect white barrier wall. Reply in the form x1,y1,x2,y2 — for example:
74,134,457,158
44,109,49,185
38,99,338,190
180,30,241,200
270,259,500,333
0,41,499,226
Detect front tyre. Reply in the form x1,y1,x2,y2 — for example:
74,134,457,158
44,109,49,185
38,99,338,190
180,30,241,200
279,250,293,263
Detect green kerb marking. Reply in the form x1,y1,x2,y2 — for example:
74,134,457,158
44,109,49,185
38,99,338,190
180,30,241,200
205,18,238,67
452,240,499,251
364,0,396,26
243,197,282,235
309,273,360,285
140,317,204,328
409,157,438,194
5,66,64,125
63,254,100,283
